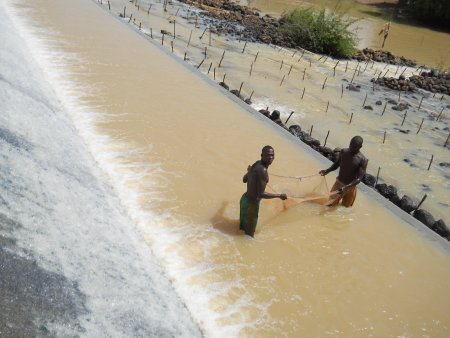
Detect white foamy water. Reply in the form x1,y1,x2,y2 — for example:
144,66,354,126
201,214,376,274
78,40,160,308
0,1,201,336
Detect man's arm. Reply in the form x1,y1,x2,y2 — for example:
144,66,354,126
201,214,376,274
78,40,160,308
319,150,341,176
254,166,287,200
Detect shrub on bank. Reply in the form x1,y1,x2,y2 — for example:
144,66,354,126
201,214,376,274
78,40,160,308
277,8,358,58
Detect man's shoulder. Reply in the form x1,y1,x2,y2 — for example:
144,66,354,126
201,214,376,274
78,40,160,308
357,152,368,163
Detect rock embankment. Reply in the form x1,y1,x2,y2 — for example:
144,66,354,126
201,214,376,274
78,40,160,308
353,48,416,67
181,1,419,64
283,122,450,242
375,70,450,95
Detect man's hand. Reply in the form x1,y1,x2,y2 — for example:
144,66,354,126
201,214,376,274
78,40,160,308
319,169,327,176
337,186,348,195
279,193,287,200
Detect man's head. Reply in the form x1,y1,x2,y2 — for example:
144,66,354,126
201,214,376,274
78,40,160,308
349,136,363,154
261,145,275,166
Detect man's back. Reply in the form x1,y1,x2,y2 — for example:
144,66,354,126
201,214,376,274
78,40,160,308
246,161,268,201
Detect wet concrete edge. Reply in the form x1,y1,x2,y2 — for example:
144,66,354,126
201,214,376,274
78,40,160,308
93,0,450,255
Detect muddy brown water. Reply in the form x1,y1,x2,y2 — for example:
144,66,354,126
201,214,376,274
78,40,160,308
243,0,450,69
8,0,450,336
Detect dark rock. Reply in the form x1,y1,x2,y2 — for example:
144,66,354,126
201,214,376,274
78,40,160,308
364,105,373,110
375,183,388,196
230,89,243,99
390,194,401,205
392,103,408,111
310,138,320,147
385,185,398,199
388,99,397,105
318,146,333,156
219,82,229,90
375,100,382,105
399,195,417,213
413,209,436,227
439,162,450,168
362,173,376,187
347,83,360,92
302,134,313,145
244,98,252,105
432,219,450,239
259,109,270,117
288,125,302,137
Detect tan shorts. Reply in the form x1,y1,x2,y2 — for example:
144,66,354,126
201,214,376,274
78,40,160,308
328,179,357,207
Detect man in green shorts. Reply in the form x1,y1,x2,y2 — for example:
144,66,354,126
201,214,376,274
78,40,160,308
240,146,287,237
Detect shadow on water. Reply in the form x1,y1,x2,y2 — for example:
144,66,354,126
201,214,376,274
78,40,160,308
211,201,241,236
0,213,87,337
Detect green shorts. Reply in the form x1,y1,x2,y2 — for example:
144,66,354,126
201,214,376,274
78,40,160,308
239,194,260,237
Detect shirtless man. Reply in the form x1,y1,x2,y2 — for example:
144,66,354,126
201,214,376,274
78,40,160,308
319,136,368,207
240,146,287,237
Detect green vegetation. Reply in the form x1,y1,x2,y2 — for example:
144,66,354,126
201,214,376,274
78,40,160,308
277,8,358,58
397,0,450,29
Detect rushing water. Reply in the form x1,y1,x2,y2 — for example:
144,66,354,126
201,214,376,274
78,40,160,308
2,0,450,337
0,1,201,336
243,0,450,68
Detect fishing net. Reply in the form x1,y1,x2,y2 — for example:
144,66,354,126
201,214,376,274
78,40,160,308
267,173,332,207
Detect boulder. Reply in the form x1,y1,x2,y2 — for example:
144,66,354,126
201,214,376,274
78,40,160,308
362,173,376,187
390,194,401,205
375,100,382,105
219,82,229,90
385,185,398,200
347,83,360,92
259,109,270,117
230,89,243,99
432,219,450,239
375,183,388,196
413,209,436,227
364,105,373,110
375,183,398,199
309,138,320,147
288,125,302,137
318,146,333,157
392,103,408,111
399,195,417,213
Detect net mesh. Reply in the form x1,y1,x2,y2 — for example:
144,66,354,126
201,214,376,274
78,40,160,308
267,173,331,206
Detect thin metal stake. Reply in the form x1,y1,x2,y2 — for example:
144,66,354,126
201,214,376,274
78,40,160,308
187,30,192,47
218,50,225,67
375,167,381,186
254,51,259,63
285,111,294,124
401,111,407,126
427,155,434,170
324,130,330,147
382,101,387,116
416,118,424,134
322,77,327,90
